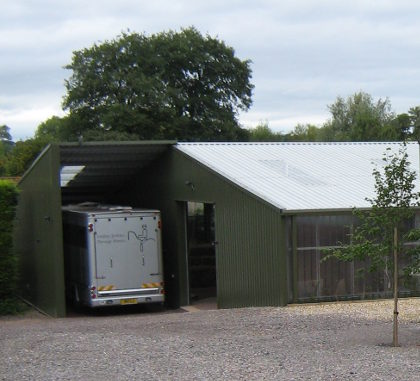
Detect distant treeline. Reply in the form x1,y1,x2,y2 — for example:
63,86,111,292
249,92,420,143
1,91,420,177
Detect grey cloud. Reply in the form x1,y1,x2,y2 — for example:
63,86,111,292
1,1,420,139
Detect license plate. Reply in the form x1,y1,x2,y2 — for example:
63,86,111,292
120,298,138,305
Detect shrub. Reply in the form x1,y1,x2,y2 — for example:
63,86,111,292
0,180,19,314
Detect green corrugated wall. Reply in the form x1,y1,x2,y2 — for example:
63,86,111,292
13,142,288,315
120,149,288,308
13,145,66,317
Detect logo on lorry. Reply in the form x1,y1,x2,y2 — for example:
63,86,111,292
127,225,155,252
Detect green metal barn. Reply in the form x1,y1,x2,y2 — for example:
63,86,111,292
13,141,420,317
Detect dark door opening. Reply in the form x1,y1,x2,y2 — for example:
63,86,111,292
187,202,216,304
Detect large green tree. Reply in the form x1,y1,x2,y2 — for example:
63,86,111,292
63,27,253,141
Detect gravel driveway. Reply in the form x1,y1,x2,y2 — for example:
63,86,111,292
0,299,419,380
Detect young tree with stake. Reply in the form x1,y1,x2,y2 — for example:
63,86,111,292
327,144,420,346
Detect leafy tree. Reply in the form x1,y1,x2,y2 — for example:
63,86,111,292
0,120,63,177
408,106,420,142
63,27,253,141
285,123,320,141
0,125,14,154
0,125,14,176
387,113,411,141
0,125,12,142
283,92,408,143
2,137,51,177
0,151,5,176
35,115,136,143
34,116,70,142
249,122,284,141
2,115,145,178
76,129,141,142
326,145,420,346
322,92,395,141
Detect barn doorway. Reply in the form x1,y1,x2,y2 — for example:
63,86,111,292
186,202,217,305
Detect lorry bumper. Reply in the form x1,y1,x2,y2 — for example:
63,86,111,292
88,294,165,307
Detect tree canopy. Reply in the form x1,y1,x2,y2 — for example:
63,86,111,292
1,137,51,177
63,27,253,142
321,92,395,141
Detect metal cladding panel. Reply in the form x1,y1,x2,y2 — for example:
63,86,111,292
176,142,420,212
215,192,286,308
124,149,288,308
14,145,66,317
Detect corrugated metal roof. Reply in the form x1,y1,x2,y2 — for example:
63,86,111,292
176,142,420,212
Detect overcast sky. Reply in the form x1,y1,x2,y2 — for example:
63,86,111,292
1,0,420,140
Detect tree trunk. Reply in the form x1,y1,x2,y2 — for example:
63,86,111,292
393,226,399,347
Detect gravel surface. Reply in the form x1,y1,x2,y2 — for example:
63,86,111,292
0,299,419,380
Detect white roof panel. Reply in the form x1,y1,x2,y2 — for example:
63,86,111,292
176,142,420,212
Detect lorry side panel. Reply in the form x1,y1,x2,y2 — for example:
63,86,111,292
63,212,89,303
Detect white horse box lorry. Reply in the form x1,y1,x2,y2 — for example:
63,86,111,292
62,205,164,307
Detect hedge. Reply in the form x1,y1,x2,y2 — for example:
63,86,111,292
0,179,19,314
